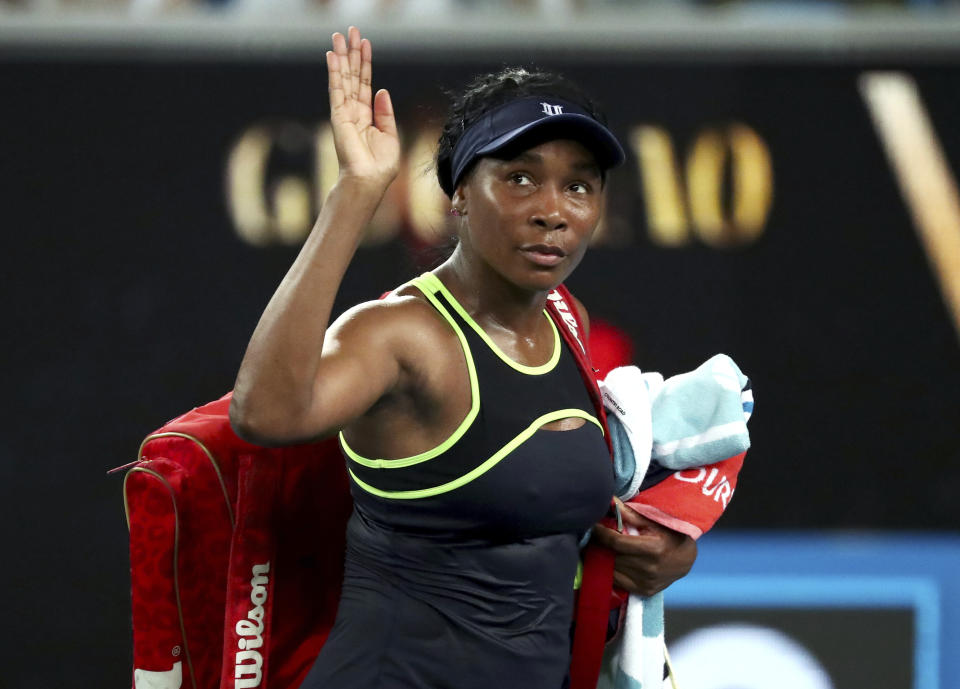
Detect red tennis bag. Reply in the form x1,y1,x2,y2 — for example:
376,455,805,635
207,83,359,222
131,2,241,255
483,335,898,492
124,396,353,689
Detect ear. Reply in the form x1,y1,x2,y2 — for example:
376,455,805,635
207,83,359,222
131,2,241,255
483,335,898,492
451,186,467,215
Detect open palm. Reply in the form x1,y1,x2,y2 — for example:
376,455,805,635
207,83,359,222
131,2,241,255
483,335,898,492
327,27,401,188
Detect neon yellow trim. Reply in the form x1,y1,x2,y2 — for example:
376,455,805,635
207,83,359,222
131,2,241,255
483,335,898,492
419,272,561,375
350,408,602,499
573,559,583,590
339,275,481,469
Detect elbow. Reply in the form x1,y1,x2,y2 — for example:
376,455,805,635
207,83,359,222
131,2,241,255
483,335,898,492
229,387,326,447
229,392,289,447
229,393,265,445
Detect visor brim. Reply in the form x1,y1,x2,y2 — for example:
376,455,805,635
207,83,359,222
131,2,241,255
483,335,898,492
476,113,625,171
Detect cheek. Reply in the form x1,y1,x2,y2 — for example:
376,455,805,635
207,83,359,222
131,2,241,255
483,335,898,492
464,209,512,258
572,204,602,240
470,198,522,247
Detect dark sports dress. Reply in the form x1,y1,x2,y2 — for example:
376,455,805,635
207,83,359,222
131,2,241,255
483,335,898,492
302,272,614,689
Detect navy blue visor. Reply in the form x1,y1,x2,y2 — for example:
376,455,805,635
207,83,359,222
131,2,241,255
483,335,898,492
442,96,625,196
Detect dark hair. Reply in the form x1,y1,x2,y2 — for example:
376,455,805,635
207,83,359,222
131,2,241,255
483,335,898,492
435,67,610,198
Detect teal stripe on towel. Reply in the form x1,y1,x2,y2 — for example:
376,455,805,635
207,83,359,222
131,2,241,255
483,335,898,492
614,668,644,689
608,414,637,496
642,592,664,637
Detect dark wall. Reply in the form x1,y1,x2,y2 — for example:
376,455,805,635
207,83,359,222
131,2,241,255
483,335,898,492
2,53,958,687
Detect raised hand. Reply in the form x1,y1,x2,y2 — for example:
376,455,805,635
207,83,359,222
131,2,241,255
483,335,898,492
327,27,401,190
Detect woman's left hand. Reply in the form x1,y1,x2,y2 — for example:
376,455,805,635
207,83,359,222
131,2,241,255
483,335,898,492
591,499,698,597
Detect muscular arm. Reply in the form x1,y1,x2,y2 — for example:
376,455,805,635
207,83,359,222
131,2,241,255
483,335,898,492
231,181,395,446
230,28,402,446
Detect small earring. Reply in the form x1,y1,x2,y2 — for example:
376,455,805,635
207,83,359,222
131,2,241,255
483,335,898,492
449,207,465,217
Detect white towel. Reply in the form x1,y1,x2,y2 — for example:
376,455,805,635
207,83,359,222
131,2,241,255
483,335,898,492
597,354,754,689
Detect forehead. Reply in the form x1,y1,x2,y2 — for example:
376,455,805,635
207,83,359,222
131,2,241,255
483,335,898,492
490,138,602,172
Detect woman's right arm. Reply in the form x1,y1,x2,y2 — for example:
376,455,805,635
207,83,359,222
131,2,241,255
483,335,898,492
230,27,402,446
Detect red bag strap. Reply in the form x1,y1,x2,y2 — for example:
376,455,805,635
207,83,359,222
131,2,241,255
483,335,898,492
545,285,616,689
545,285,612,457
569,536,617,689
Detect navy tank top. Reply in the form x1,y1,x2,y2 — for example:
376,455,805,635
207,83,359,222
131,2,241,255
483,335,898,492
302,272,614,689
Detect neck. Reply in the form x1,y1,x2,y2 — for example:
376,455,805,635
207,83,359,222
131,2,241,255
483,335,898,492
434,246,550,337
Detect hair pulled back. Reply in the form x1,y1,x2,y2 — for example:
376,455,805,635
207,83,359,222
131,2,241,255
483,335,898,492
435,67,609,198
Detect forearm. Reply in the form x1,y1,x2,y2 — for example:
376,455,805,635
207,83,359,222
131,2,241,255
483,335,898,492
231,176,388,443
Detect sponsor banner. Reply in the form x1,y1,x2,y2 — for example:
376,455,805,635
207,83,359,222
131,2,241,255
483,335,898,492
2,51,959,688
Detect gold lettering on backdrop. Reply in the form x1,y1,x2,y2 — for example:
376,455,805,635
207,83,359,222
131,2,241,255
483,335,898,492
631,123,773,248
729,124,773,244
227,127,273,246
631,125,689,247
229,121,418,247
227,123,315,246
315,123,338,209
687,125,773,247
686,128,727,245
407,127,450,245
860,72,960,341
229,120,772,250
273,176,311,245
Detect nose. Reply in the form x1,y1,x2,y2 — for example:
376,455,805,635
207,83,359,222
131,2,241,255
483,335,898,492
528,186,567,231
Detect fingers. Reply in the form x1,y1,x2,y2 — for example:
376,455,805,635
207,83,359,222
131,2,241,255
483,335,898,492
326,50,345,112
332,31,352,115
358,38,373,123
613,571,661,598
348,27,363,107
613,499,667,533
332,28,376,129
592,523,667,555
592,524,638,553
615,499,654,528
590,524,617,549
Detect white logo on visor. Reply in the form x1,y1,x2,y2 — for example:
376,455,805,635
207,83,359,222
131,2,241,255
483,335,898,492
540,102,564,116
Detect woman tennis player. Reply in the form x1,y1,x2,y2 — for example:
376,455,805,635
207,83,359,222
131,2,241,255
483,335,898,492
230,26,695,689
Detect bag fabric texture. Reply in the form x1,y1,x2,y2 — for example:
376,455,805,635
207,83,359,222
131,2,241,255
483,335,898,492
125,397,353,689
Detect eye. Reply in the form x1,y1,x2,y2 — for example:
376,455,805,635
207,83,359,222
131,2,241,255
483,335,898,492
568,181,591,194
508,172,534,186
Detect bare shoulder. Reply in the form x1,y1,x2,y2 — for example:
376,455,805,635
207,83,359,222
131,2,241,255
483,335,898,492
325,285,456,356
326,284,469,442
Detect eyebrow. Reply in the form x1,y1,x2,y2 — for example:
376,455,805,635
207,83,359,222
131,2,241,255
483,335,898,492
511,151,543,164
505,151,602,176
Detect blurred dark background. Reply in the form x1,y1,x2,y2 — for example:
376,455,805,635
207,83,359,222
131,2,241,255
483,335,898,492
2,5,959,688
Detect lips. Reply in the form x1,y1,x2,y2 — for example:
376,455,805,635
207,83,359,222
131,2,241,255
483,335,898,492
520,243,567,267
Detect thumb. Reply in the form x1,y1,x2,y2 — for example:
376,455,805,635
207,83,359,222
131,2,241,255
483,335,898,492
373,89,397,137
617,501,658,531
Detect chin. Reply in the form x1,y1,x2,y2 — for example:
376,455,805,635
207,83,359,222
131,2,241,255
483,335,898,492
509,262,576,294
